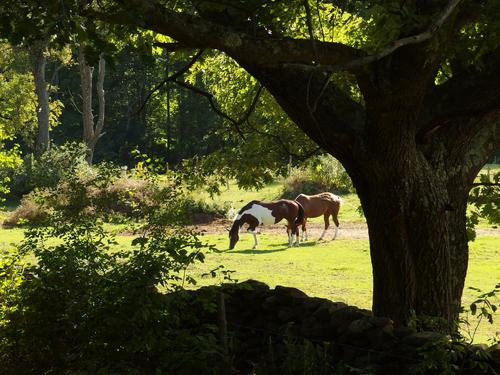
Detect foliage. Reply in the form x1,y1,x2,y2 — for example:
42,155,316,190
0,42,37,144
281,154,354,199
461,284,500,344
0,163,222,374
9,141,89,197
467,170,500,241
0,41,64,148
176,52,322,192
415,336,496,375
5,159,231,227
0,43,30,201
0,145,21,202
180,196,232,223
0,247,24,346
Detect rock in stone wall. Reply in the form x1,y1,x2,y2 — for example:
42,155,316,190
184,280,500,374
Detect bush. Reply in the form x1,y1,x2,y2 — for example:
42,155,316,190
9,141,89,197
281,154,354,199
181,197,232,223
1,191,48,227
4,164,229,227
0,166,222,374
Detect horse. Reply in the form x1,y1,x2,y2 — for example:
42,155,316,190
295,192,342,241
228,199,305,250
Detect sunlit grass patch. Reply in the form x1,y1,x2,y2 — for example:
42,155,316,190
191,233,499,343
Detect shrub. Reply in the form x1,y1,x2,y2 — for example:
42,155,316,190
0,166,221,374
181,197,232,223
9,141,89,197
4,164,230,227
1,190,50,227
281,154,354,199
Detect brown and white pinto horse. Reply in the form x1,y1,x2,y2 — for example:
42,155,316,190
229,200,305,250
295,192,342,241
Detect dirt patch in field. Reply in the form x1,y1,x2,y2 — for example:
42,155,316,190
189,220,500,240
190,219,370,239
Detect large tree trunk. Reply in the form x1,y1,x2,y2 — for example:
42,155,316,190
29,40,50,157
245,62,498,331
356,157,467,330
78,46,105,165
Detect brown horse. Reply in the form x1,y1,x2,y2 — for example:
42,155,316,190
229,199,304,250
295,192,342,241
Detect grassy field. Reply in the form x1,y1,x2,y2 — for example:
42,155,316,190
1,223,497,343
1,171,499,343
181,232,498,344
191,181,365,224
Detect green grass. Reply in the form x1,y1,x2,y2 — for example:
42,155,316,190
191,181,284,205
191,181,365,224
1,169,498,343
186,232,499,344
0,227,24,249
193,233,372,307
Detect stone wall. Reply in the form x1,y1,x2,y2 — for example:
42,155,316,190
188,280,500,374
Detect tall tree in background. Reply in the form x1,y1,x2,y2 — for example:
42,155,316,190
28,40,50,157
78,46,105,165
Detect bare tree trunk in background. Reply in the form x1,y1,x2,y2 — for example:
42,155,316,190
29,40,50,157
78,46,106,165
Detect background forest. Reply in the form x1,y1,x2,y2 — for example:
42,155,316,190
0,39,324,200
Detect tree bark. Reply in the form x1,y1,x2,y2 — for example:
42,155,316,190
29,40,50,157
78,46,106,165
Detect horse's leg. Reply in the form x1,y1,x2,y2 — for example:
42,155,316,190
286,223,293,247
292,224,300,246
319,213,330,240
301,218,308,241
287,222,300,246
247,226,259,249
332,205,340,240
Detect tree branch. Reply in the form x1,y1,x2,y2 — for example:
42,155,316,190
418,47,500,138
86,2,363,68
173,80,264,140
284,0,463,73
245,119,322,161
136,48,205,114
153,42,195,52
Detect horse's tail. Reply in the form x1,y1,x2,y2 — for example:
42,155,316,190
295,201,305,224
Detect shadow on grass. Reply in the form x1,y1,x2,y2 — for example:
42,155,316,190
225,241,321,254
226,247,289,254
